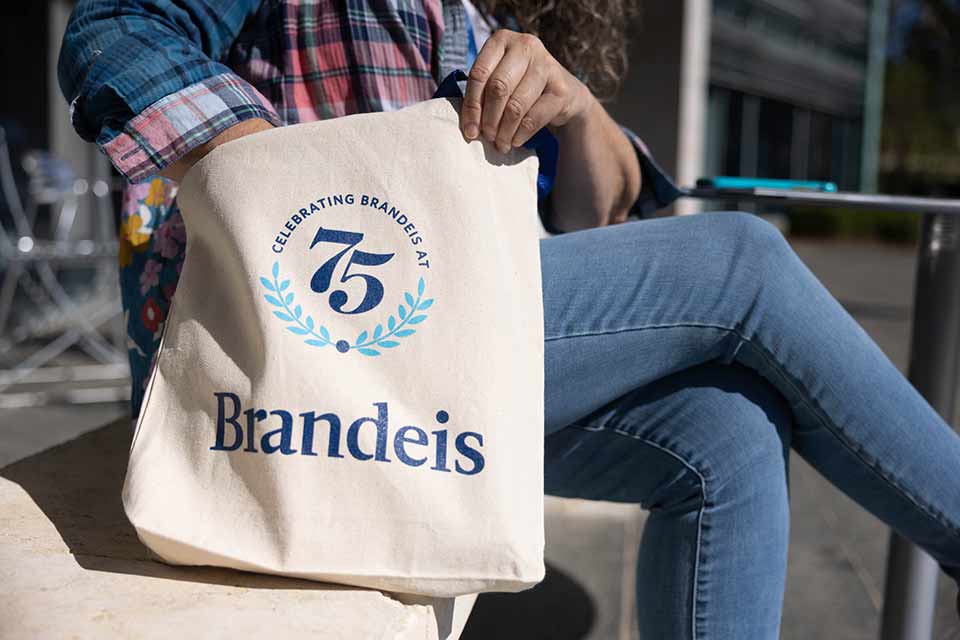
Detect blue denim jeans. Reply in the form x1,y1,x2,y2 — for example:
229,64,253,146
540,212,960,639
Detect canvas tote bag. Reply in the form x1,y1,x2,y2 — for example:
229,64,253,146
121,79,546,597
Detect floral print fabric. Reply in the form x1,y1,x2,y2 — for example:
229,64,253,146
118,177,183,412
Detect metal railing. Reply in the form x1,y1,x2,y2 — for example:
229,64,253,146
683,186,960,640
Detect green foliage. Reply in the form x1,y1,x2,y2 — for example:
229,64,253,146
883,1,960,170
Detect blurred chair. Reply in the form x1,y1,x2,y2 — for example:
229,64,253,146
0,126,128,407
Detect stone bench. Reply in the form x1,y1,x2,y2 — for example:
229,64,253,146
0,417,473,639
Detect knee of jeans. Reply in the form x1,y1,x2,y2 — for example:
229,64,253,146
647,405,789,516
705,398,791,499
642,435,787,517
668,364,792,495
708,211,789,259
692,211,799,305
638,365,792,513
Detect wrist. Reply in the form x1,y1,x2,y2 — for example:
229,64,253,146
160,118,275,182
566,81,599,128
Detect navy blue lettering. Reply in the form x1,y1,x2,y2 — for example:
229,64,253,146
454,432,485,475
347,402,390,462
299,411,343,458
261,409,297,455
211,392,244,451
394,426,428,466
244,408,267,452
430,429,451,472
210,396,483,475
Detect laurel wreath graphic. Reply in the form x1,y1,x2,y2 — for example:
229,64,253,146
260,261,432,356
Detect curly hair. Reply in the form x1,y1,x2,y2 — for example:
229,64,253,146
473,0,640,101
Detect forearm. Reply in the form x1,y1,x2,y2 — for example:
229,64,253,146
58,0,276,182
548,93,642,232
159,118,275,182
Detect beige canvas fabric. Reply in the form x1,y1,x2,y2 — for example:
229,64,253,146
121,96,546,597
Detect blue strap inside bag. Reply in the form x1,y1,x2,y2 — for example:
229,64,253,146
433,70,559,203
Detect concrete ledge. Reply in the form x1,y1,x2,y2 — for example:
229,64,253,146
0,418,469,639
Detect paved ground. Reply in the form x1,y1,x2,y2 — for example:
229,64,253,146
2,238,960,638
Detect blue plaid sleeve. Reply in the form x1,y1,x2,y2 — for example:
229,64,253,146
58,0,274,177
620,125,683,217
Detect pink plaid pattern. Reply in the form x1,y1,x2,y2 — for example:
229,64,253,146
103,1,447,182
104,73,282,182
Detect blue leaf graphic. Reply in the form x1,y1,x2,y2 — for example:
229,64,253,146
266,263,431,352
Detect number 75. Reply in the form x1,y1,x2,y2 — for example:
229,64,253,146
309,227,395,315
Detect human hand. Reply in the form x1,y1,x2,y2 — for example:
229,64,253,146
460,29,595,153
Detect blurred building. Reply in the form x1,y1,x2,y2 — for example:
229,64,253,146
708,0,868,189
613,0,886,203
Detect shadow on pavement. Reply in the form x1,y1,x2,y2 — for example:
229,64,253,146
1,417,336,590
461,563,596,640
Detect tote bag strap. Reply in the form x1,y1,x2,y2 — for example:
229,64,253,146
433,70,558,201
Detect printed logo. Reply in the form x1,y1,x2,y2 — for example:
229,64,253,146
213,194,485,475
260,193,434,356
